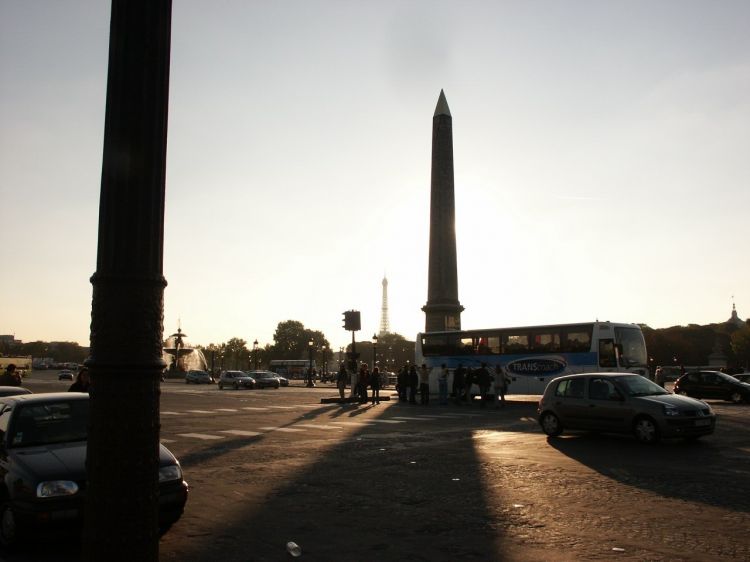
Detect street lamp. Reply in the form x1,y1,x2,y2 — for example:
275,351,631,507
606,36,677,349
321,345,328,380
253,339,259,370
307,339,315,387
372,334,378,370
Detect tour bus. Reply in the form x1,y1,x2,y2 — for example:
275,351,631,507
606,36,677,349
268,359,316,379
415,321,648,395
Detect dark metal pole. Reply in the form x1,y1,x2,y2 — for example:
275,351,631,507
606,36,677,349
84,2,171,561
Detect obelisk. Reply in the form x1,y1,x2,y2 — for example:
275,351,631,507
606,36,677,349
422,90,464,332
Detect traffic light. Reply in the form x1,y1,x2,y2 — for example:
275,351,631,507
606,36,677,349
342,310,361,331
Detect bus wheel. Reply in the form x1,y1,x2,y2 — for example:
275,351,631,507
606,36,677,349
540,412,562,437
633,416,660,444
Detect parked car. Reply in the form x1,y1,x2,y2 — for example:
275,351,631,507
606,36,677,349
0,393,188,546
58,370,74,381
537,373,715,444
246,371,281,389
185,370,214,384
218,370,256,390
673,370,750,404
733,373,750,384
0,386,32,397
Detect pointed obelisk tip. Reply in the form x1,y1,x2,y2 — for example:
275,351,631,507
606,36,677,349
434,89,451,117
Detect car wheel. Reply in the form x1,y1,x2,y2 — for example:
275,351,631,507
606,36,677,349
540,412,562,437
275,383,280,389
0,502,18,548
729,391,743,404
233,382,239,390
633,416,660,444
218,383,223,390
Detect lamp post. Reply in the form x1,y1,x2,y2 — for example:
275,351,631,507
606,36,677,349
253,339,259,370
307,339,315,387
372,334,378,370
322,345,328,380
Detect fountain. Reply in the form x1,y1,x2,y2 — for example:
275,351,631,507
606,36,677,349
163,326,207,377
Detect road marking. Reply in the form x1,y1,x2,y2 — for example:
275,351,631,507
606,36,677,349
259,426,305,432
219,430,262,437
186,410,213,414
335,421,376,426
242,407,269,411
391,416,433,421
215,408,239,412
296,424,344,430
268,406,295,409
161,411,183,416
178,433,225,440
365,419,404,424
160,438,176,443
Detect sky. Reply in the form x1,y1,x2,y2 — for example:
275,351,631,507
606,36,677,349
1,0,749,352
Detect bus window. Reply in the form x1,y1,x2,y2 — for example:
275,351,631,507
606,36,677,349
458,337,475,355
503,333,529,353
598,339,617,368
422,335,447,356
487,336,501,354
564,329,592,352
531,332,560,352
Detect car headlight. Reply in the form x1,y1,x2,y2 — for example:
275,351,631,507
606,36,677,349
37,480,79,498
159,464,182,483
663,405,680,417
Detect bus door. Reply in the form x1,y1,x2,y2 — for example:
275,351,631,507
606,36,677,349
598,339,617,371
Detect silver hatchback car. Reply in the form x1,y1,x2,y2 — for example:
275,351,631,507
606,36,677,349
537,373,715,444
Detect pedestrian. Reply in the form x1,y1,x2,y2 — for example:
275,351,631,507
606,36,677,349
397,364,408,402
464,367,475,405
370,366,381,405
493,364,510,408
438,363,449,405
69,366,91,393
358,363,370,404
476,363,491,409
453,364,466,404
408,365,418,404
350,366,359,399
419,364,430,405
336,364,348,401
0,364,22,386
654,367,664,388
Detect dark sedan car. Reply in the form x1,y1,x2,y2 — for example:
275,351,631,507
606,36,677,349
733,373,750,384
674,370,750,404
218,370,255,390
246,371,281,389
0,387,31,398
0,393,188,547
538,373,715,443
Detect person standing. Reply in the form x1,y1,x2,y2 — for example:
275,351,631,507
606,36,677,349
336,364,348,401
493,364,510,408
419,364,430,405
476,363,491,409
408,365,418,404
397,364,408,402
358,363,370,404
438,364,449,405
464,367,475,405
350,366,359,400
69,367,91,393
0,364,22,386
453,364,466,404
370,366,381,405
654,367,664,388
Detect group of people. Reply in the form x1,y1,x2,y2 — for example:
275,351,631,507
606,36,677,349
0,363,91,392
395,362,512,408
336,363,383,405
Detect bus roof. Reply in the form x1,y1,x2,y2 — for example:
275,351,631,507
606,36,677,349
418,321,641,336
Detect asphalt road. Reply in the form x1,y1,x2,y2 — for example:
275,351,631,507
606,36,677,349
9,374,750,561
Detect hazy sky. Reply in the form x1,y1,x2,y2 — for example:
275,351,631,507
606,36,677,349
2,1,748,352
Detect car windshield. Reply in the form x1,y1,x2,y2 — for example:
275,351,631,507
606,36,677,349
9,400,89,448
615,376,669,397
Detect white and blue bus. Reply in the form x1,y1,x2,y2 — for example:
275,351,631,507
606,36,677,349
415,321,648,395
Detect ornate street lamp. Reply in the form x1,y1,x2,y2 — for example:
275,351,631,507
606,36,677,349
372,334,378,370
253,339,259,370
307,339,315,387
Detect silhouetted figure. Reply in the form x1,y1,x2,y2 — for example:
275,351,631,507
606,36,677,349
69,367,91,393
438,363,449,405
419,364,430,405
476,363,491,408
408,365,418,404
0,364,21,386
397,364,408,402
371,366,381,405
453,364,466,404
493,365,510,408
336,364,348,401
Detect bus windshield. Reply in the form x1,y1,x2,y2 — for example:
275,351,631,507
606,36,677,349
615,327,647,367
